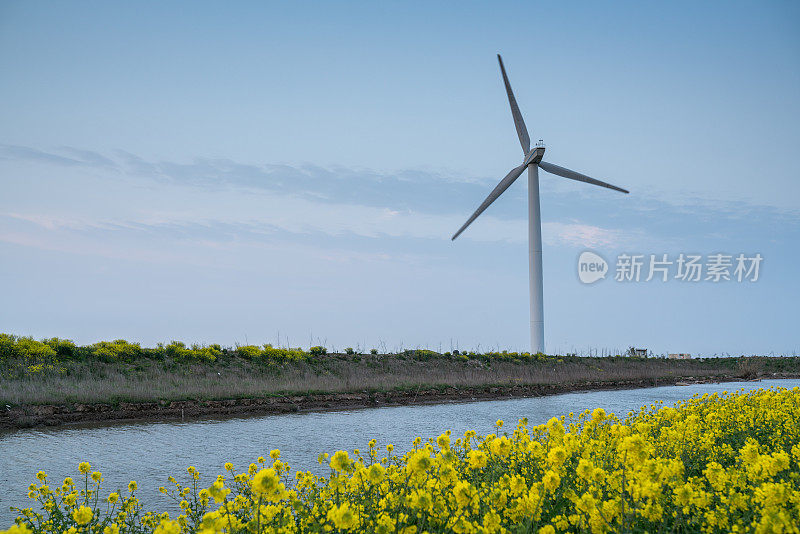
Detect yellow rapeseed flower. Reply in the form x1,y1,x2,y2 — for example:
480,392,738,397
251,468,280,495
153,519,181,534
330,450,351,473
71,505,93,525
576,458,594,479
591,407,606,422
367,463,385,484
327,502,359,529
547,446,567,466
407,450,432,474
453,481,473,507
542,471,560,493
467,449,488,469
489,436,511,457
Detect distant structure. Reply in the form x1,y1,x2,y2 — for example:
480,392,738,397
627,347,648,357
668,353,692,360
451,55,629,354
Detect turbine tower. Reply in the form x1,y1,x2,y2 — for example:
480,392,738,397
452,55,629,354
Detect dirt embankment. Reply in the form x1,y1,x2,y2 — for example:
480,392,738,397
4,373,793,430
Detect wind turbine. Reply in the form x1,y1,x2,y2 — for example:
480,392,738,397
452,55,629,354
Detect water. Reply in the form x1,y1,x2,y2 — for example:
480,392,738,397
2,378,798,524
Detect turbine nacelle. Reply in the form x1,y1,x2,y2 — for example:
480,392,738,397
524,146,545,166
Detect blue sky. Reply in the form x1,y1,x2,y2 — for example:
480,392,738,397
1,1,798,355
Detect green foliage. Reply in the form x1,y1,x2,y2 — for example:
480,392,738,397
402,349,440,361
43,338,78,359
0,334,62,379
164,341,219,362
0,334,57,363
309,346,327,356
236,345,262,360
90,339,142,362
235,344,307,362
2,333,799,384
262,345,306,362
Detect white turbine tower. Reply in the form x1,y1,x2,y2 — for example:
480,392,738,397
452,55,629,354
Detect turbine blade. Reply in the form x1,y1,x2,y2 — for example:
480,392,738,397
452,164,527,240
539,161,629,194
497,54,530,154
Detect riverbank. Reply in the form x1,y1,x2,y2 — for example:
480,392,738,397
4,334,799,429
3,372,797,430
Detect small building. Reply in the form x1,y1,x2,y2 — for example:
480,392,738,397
626,347,648,357
668,353,691,360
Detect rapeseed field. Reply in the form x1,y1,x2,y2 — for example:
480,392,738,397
5,387,799,533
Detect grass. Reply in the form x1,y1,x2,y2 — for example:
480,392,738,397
2,333,798,406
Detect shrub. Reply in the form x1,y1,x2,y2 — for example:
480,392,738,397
90,340,142,362
43,338,78,359
309,346,327,356
0,335,64,378
403,349,439,361
189,344,220,362
164,341,190,360
163,341,219,362
262,345,307,362
237,345,263,360
0,334,56,363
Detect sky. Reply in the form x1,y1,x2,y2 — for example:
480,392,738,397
1,1,798,356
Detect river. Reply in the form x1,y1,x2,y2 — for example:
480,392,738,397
2,378,798,525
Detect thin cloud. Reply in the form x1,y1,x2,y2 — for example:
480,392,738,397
541,222,651,249
57,147,118,168
4,144,789,256
0,146,518,216
0,144,84,167
3,145,797,220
